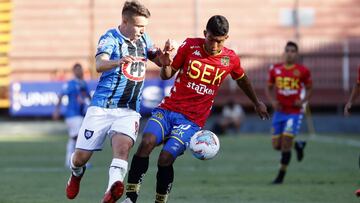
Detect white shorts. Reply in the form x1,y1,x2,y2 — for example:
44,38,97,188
76,106,141,151
65,116,84,138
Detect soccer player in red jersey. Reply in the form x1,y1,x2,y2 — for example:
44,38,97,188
344,66,360,116
265,41,312,184
344,66,360,197
121,15,269,203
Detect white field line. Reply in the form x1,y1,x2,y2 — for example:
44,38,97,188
309,135,360,147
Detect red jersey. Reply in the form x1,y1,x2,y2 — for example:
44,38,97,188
159,38,245,127
268,63,312,114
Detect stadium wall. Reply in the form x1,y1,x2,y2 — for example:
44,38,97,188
5,0,360,109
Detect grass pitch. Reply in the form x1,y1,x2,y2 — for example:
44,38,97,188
0,134,359,203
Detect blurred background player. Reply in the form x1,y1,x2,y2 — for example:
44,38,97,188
53,63,90,168
265,41,312,184
344,65,360,117
344,65,360,197
64,1,173,202
122,15,269,203
212,99,245,135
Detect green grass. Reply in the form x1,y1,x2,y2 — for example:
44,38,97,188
0,134,359,203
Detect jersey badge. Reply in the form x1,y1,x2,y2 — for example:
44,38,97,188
221,56,230,67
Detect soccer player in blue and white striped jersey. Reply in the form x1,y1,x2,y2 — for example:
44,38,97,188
65,1,174,202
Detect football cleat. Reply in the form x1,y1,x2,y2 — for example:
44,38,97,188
271,178,283,184
102,181,124,203
355,189,360,197
295,141,306,162
66,166,86,199
121,198,134,203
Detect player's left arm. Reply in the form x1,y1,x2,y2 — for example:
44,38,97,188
344,81,360,116
236,75,269,120
295,68,313,107
301,83,312,104
53,83,67,120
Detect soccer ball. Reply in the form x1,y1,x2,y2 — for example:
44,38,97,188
189,130,220,160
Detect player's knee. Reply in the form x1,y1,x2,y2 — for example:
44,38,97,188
115,142,132,157
137,133,157,156
281,144,292,152
272,137,281,151
281,151,291,165
72,151,91,167
272,141,281,150
281,138,293,151
158,151,175,166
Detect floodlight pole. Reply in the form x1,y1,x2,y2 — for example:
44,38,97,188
194,0,199,37
89,0,96,79
293,0,300,43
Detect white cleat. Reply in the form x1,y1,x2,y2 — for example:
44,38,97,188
121,198,133,203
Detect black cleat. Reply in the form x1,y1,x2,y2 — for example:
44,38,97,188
295,141,306,162
271,170,285,184
271,178,283,184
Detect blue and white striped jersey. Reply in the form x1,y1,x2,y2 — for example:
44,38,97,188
91,28,154,112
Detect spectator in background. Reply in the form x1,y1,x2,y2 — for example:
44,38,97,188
52,68,66,81
53,63,90,168
212,99,245,135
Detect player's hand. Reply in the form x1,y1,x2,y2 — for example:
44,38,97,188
254,101,269,120
271,101,279,111
163,39,177,54
344,102,352,117
158,39,177,66
158,52,172,66
293,99,304,108
119,55,136,66
52,109,60,120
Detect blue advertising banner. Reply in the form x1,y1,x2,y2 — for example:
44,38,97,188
10,79,173,116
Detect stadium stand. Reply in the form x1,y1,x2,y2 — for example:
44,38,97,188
0,0,11,108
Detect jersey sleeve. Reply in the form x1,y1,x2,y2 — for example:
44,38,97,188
80,82,90,95
301,66,312,86
142,33,158,60
171,38,190,71
268,65,275,85
230,55,245,80
95,32,116,57
61,82,70,95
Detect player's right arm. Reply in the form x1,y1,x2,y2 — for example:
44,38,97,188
95,31,136,73
160,63,178,80
95,53,135,73
53,94,63,120
53,82,68,120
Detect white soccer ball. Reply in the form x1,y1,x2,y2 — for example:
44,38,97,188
189,130,220,160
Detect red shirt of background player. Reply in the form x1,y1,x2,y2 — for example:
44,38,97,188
268,63,312,114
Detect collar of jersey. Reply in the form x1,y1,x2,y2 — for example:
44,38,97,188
283,64,296,70
116,27,135,44
202,44,222,56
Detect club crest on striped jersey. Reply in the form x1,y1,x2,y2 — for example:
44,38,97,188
122,58,146,81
